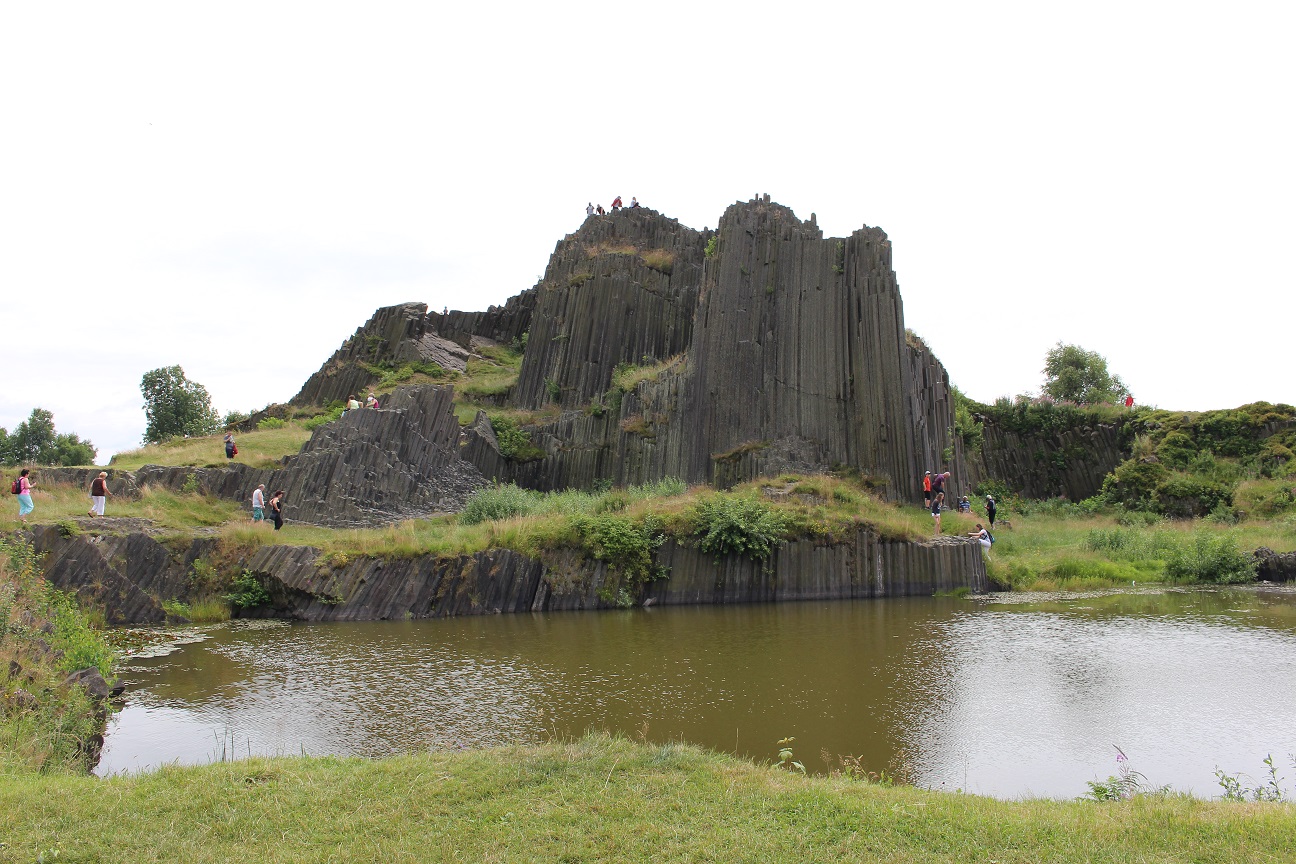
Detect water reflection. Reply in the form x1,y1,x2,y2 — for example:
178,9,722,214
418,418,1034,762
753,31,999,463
99,589,1296,799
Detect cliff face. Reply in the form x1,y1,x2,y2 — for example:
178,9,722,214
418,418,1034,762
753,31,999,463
452,198,962,498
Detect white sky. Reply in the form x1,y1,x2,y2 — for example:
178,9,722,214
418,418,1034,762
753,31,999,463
3,1,1293,462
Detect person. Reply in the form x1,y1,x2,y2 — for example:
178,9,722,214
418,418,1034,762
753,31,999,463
931,470,949,501
611,196,623,210
922,471,932,509
268,489,286,531
251,484,266,523
224,433,237,460
986,495,997,528
1125,394,1134,409
968,523,992,555
586,202,594,217
958,495,971,513
87,471,111,517
931,492,942,536
15,469,34,525
345,394,361,415
596,204,605,216
630,197,639,208
365,393,379,409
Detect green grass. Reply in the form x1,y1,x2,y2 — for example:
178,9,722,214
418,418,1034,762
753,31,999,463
109,424,311,471
1,734,1293,863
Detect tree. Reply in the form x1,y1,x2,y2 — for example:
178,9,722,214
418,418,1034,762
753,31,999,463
0,408,97,466
1042,343,1129,405
140,365,221,444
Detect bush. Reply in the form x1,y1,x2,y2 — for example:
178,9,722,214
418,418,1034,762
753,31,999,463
1165,535,1257,584
490,416,545,461
225,570,271,609
257,417,287,431
1156,476,1233,518
303,403,345,431
1100,459,1168,511
692,496,789,561
572,512,664,585
459,484,537,525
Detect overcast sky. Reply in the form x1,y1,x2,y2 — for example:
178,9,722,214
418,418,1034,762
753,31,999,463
3,1,1292,462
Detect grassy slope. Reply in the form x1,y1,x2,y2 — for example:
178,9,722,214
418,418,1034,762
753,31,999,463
1,736,1292,863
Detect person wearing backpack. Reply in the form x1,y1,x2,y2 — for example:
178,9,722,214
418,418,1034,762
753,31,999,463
968,523,992,555
14,469,34,525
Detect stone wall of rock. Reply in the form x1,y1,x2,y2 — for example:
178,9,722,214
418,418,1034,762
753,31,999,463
971,420,1129,501
430,288,537,351
511,208,704,410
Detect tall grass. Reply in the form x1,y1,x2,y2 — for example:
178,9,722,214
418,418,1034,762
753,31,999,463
109,424,311,470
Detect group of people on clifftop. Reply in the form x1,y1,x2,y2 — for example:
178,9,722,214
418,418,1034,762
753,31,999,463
921,469,997,552
585,196,640,217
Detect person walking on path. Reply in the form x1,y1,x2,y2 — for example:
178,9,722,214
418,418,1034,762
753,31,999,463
224,433,237,460
986,495,997,528
931,493,943,536
251,484,266,523
15,469,34,524
922,471,932,509
268,489,286,531
87,472,112,517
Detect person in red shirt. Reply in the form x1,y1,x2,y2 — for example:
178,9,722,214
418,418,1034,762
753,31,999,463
922,471,932,509
611,196,623,210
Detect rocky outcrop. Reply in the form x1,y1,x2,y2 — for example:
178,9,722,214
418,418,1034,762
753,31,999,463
1255,547,1296,582
971,420,1128,501
240,530,987,621
29,524,213,625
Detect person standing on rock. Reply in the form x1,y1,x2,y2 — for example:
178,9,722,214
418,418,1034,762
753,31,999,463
922,471,932,509
986,495,997,528
224,433,237,460
87,472,111,517
611,195,623,210
268,489,286,531
15,469,34,525
586,202,594,217
252,484,266,523
931,492,943,536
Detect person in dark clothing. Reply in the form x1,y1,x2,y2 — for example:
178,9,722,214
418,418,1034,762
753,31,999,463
268,489,286,531
986,495,997,528
224,433,236,460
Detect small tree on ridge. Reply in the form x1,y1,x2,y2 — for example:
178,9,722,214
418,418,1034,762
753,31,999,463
140,365,221,444
1042,342,1129,405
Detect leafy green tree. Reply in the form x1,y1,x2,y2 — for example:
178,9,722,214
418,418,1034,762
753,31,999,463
140,365,221,444
0,408,97,466
1042,343,1129,405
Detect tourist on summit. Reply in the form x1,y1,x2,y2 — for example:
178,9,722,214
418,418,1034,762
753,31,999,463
611,196,623,210
224,433,237,460
586,202,594,217
87,472,111,517
365,393,379,409
596,204,605,216
968,523,992,555
922,471,932,509
252,484,266,523
986,495,997,528
14,469,34,525
630,197,639,208
268,489,286,531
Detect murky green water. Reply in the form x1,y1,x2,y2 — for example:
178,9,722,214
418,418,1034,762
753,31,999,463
100,588,1296,799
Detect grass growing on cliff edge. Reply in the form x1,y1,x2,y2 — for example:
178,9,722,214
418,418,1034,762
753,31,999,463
2,734,1294,863
108,423,312,471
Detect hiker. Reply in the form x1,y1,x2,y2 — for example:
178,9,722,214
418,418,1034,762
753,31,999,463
345,394,360,415
14,469,34,524
922,471,932,509
931,471,950,501
586,202,594,217
957,495,971,513
268,489,286,531
968,523,992,554
87,472,111,517
986,495,997,528
611,195,623,210
931,493,943,536
596,204,605,216
224,433,237,460
365,393,379,409
251,484,266,523
630,196,639,208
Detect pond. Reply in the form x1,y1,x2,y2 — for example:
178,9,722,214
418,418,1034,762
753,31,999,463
99,587,1296,799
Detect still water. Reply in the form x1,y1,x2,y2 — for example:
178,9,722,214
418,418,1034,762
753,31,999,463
99,588,1296,799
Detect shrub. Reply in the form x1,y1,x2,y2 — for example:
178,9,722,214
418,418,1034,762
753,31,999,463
572,512,664,585
225,570,271,609
1165,535,1257,584
692,496,789,561
459,484,536,525
303,404,345,431
490,417,545,461
1100,459,1167,511
1156,476,1233,518
257,417,287,430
